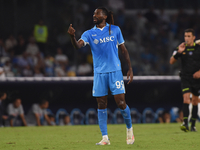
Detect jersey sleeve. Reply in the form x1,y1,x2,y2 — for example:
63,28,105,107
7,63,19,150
43,109,48,115
7,104,14,115
32,104,39,114
116,26,125,45
172,47,178,57
79,31,90,46
19,105,24,115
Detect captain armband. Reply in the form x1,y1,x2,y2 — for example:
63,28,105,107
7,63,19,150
173,51,181,59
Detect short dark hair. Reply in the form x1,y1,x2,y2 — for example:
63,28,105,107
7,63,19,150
39,99,48,105
185,28,195,36
13,97,21,102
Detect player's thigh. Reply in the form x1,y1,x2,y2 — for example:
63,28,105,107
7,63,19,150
191,78,200,97
109,70,125,95
93,73,109,97
181,76,192,95
183,92,191,104
192,94,199,105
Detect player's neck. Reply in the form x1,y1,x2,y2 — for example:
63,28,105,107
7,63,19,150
187,42,194,46
96,22,106,29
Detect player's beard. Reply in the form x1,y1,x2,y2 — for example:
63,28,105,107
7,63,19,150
93,18,104,25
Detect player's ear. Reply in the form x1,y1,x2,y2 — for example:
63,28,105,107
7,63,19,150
193,36,196,41
103,15,107,20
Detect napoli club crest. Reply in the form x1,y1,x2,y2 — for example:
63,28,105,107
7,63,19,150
189,51,193,55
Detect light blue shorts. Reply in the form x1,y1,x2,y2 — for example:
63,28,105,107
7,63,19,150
92,70,125,97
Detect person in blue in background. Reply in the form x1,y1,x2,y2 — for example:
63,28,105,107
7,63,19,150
68,7,134,145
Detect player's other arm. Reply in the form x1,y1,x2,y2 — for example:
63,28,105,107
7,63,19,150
20,114,27,126
9,119,14,127
34,113,42,126
119,44,133,84
44,114,52,125
0,70,4,75
169,56,177,64
169,42,185,64
67,24,84,49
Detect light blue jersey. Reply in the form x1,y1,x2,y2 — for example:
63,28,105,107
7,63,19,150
80,23,124,73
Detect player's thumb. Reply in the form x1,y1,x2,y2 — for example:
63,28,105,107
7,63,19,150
127,75,129,80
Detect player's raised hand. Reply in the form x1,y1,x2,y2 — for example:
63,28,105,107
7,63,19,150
195,39,200,45
68,24,76,37
127,68,133,84
178,42,186,53
193,70,200,79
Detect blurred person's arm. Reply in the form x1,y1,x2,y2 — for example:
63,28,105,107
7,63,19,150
64,116,71,125
20,114,27,126
19,105,27,126
34,113,41,126
0,70,4,75
9,119,14,127
2,115,8,120
44,114,52,125
0,67,4,75
32,104,42,126
1,105,8,120
176,118,182,123
158,117,164,123
7,104,14,126
165,116,171,123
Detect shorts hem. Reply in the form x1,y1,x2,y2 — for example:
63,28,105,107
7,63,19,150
182,91,191,95
112,91,125,95
93,93,108,97
191,92,199,96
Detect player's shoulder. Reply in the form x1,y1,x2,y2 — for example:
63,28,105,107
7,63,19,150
195,43,200,48
110,24,121,30
110,25,122,34
110,24,118,28
32,103,39,108
83,27,96,35
83,29,91,34
7,103,13,108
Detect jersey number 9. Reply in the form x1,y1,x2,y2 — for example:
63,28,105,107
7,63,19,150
115,80,124,89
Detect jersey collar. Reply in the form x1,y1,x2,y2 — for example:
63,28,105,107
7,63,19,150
185,42,196,46
93,23,109,30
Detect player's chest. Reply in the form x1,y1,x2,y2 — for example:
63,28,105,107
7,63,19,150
181,47,200,60
89,31,116,45
14,109,20,115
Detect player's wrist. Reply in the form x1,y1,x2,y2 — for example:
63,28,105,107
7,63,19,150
70,35,75,38
173,52,182,59
177,49,183,53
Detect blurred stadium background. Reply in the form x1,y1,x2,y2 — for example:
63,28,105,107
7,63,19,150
1,0,200,126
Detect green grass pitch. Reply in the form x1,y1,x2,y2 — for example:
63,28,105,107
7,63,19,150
0,123,199,150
